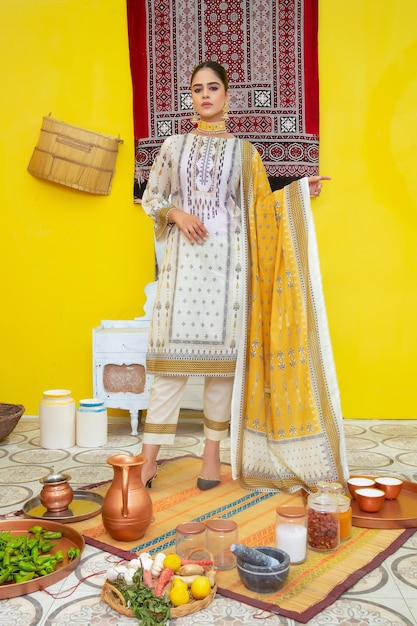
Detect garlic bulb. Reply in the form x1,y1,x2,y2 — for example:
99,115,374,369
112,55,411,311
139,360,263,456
151,552,166,576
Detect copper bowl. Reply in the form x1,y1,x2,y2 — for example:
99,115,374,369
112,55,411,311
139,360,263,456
375,476,403,500
355,487,386,512
347,477,376,498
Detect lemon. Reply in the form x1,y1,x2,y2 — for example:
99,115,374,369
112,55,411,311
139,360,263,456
172,577,188,589
190,575,211,600
169,584,190,606
163,553,182,572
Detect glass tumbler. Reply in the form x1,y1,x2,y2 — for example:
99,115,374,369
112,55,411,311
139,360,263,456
175,522,207,559
206,518,238,570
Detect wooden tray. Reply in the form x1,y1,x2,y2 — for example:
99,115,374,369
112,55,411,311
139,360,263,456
0,519,84,599
351,477,417,529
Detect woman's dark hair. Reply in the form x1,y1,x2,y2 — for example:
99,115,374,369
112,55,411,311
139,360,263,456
190,60,229,90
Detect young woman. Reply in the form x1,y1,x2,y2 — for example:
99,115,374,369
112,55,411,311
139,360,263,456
139,61,348,493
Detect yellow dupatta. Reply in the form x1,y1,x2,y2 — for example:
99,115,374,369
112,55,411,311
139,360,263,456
231,141,349,492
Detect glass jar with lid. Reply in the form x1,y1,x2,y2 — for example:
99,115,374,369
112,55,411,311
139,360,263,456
275,506,307,564
206,518,238,570
329,482,352,541
307,481,340,552
175,521,207,559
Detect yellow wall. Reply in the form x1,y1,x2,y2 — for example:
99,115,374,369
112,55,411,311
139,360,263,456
0,0,155,416
1,0,416,418
317,0,417,418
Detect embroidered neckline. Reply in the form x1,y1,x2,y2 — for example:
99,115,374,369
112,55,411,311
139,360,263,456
196,120,227,135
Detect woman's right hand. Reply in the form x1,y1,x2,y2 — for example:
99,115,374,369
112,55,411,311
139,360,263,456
168,209,208,244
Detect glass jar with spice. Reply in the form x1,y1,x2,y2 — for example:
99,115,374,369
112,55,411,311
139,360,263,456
307,481,340,552
329,482,352,541
275,506,307,564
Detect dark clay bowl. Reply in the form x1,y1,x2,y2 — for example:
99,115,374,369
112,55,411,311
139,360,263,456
355,487,386,512
236,546,290,594
375,476,403,500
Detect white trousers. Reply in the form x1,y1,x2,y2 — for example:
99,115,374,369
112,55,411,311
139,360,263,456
143,375,234,445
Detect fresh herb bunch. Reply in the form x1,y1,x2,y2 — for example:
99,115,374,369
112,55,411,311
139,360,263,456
113,569,171,625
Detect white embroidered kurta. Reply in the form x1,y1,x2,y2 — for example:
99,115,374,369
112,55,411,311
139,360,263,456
142,134,244,376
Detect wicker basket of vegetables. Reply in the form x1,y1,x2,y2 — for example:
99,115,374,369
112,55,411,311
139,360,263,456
101,549,216,624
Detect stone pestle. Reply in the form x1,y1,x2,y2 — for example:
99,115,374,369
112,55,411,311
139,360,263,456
230,543,280,567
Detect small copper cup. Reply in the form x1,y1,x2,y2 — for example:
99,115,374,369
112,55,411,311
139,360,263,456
375,476,403,500
355,487,385,512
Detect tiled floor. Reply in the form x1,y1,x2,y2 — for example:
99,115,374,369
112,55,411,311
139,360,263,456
0,414,416,625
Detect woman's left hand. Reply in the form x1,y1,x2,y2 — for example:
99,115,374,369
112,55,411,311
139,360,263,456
308,175,331,197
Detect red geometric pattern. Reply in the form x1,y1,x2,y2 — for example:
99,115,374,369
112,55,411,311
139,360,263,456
127,0,319,184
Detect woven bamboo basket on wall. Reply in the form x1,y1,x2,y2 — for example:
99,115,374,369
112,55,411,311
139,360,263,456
27,116,123,195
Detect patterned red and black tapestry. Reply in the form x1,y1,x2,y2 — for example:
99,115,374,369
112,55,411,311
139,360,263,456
127,0,319,197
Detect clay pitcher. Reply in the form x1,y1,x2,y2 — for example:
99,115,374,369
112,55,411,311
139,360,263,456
101,454,153,541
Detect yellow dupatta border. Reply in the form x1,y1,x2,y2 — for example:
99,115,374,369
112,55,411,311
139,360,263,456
231,141,348,491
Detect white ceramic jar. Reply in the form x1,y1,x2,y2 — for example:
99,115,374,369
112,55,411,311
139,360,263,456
76,398,107,447
39,389,76,449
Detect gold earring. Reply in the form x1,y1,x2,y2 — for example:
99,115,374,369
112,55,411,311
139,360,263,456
192,108,199,123
222,103,229,121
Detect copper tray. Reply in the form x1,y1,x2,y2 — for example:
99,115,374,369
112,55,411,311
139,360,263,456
23,490,103,523
0,519,84,599
351,477,417,529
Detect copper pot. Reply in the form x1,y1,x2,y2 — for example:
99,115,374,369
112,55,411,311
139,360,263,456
101,454,153,542
40,472,73,512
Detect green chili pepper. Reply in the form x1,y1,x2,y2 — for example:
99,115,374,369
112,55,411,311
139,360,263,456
28,525,43,535
42,531,62,540
36,555,55,565
3,547,13,566
67,547,80,561
40,543,54,553
54,550,64,562
27,538,37,550
42,563,56,575
0,567,13,585
18,561,37,572
15,571,35,583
